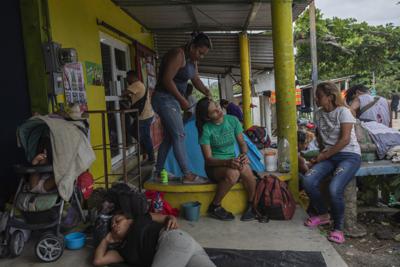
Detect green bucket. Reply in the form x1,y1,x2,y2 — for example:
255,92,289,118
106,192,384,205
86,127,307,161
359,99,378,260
181,201,201,221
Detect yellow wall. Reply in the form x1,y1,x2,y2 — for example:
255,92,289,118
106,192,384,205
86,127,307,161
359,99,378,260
47,0,154,184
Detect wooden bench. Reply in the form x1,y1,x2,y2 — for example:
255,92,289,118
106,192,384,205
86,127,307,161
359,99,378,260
344,160,400,237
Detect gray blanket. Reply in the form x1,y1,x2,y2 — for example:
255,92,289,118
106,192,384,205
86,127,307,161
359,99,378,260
38,116,95,201
361,121,400,159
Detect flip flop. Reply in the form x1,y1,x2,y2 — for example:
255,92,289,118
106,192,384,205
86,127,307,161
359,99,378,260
327,230,345,244
182,175,209,184
304,216,331,227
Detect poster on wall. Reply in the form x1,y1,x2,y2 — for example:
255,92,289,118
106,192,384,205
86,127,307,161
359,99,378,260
85,61,104,86
63,62,88,111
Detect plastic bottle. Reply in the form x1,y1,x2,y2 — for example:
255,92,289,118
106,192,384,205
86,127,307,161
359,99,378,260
153,192,164,213
264,149,278,172
277,138,290,173
160,169,168,184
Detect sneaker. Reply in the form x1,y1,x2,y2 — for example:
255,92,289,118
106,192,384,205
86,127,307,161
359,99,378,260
240,206,256,221
208,205,235,221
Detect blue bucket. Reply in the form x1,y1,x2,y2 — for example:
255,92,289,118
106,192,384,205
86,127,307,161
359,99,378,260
182,201,201,221
64,232,86,250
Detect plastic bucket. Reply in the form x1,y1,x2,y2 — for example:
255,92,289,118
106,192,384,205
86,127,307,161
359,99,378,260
264,149,277,172
181,201,201,221
64,232,86,250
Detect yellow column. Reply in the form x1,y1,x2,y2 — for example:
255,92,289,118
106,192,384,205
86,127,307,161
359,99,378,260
271,0,299,199
239,32,252,130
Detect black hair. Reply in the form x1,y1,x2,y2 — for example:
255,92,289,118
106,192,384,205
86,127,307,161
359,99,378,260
297,130,307,144
219,99,229,107
190,32,212,49
36,136,53,164
126,70,138,85
186,83,194,97
195,97,211,138
346,84,369,104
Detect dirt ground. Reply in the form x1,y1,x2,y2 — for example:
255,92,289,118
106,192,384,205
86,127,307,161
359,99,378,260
320,211,400,267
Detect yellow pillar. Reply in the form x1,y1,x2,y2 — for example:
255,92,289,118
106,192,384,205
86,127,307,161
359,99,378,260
271,0,299,199
239,32,252,130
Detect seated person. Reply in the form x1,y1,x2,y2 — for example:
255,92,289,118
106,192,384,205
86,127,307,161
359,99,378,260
219,99,243,123
346,84,390,127
93,213,215,267
195,97,256,221
303,82,361,244
30,137,56,193
297,130,310,175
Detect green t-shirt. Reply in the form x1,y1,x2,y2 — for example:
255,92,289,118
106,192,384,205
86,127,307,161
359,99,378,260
199,115,243,159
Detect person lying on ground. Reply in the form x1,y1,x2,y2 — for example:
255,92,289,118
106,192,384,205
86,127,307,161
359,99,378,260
195,97,257,221
93,212,215,267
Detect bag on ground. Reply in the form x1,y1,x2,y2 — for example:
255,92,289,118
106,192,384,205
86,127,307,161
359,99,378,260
253,174,296,220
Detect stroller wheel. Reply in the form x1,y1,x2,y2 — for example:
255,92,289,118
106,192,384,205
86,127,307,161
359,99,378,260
0,233,9,258
9,230,25,257
35,233,64,262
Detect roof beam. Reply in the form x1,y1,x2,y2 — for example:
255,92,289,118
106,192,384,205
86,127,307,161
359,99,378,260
186,5,199,30
243,1,262,30
115,0,274,7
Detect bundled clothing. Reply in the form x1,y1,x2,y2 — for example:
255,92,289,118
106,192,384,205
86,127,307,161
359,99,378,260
360,121,400,159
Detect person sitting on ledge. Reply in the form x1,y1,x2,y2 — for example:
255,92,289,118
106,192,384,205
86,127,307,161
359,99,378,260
195,97,257,221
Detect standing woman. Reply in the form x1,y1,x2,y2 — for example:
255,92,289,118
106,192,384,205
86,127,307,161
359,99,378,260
152,32,212,183
303,82,361,244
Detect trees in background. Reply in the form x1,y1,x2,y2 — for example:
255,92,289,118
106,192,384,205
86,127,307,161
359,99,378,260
294,8,400,97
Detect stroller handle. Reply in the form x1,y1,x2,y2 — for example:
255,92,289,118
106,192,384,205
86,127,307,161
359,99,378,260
13,164,53,174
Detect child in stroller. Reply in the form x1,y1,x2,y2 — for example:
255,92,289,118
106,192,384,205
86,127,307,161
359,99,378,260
29,136,56,194
0,116,91,262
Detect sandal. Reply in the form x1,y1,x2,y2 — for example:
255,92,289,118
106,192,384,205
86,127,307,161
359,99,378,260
327,230,345,244
304,216,331,227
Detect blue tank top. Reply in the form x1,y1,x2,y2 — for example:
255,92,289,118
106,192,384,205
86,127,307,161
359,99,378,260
156,47,196,96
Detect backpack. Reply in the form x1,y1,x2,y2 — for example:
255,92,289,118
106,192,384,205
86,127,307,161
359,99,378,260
253,174,296,221
245,126,271,149
103,182,149,218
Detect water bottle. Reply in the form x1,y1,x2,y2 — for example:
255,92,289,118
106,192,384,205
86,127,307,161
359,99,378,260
153,192,164,213
160,169,168,184
277,138,290,173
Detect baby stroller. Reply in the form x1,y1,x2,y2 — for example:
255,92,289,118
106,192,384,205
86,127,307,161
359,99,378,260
0,115,93,262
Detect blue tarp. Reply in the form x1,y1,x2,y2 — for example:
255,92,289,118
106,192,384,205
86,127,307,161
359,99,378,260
164,118,266,178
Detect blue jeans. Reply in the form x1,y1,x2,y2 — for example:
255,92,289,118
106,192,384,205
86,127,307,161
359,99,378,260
303,152,361,230
152,92,190,176
139,117,155,161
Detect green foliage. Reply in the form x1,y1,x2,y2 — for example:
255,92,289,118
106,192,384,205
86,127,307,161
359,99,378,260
294,9,400,96
192,80,220,101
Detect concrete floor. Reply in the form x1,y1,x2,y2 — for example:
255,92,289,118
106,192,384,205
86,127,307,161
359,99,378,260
1,207,347,267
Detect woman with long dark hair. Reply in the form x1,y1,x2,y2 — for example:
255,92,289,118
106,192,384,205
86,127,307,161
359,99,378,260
152,32,212,183
195,97,256,221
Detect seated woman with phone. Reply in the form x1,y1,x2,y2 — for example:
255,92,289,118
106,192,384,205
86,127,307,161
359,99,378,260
195,97,257,221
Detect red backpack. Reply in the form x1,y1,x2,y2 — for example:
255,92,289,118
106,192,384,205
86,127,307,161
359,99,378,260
253,174,296,221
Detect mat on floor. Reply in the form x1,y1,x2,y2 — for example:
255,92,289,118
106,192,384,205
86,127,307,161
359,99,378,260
204,248,327,267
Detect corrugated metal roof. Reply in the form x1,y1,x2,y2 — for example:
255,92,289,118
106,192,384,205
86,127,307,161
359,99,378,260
113,0,310,32
112,0,310,75
154,32,274,75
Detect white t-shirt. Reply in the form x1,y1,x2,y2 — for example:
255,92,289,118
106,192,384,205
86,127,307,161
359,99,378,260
315,106,361,155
